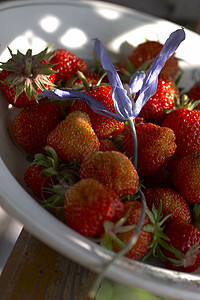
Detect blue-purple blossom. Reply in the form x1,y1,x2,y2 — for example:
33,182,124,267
38,28,185,122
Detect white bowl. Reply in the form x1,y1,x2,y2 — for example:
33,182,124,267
0,1,200,299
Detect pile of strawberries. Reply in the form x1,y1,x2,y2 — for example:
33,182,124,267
1,39,200,274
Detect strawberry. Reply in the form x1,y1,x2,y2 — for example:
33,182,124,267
163,222,200,272
12,102,63,154
144,187,191,224
64,178,124,237
47,111,100,164
24,164,55,200
71,85,124,139
109,200,152,260
49,48,87,84
128,40,179,78
24,146,80,220
24,146,80,199
162,108,200,156
121,122,177,177
187,81,200,110
172,151,200,203
80,151,139,198
142,160,173,188
138,75,180,124
0,48,55,108
99,139,119,152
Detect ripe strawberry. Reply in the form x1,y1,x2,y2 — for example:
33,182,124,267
121,122,177,177
162,108,200,156
128,40,179,78
64,178,124,237
138,75,180,124
50,48,87,84
163,222,200,272
12,102,63,154
110,200,152,260
144,187,191,224
187,81,200,110
47,111,100,164
24,164,55,200
99,139,119,152
172,151,200,203
24,146,80,217
142,160,173,188
80,151,139,198
71,85,124,139
0,48,55,108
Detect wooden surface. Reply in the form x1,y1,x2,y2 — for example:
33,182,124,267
0,229,97,300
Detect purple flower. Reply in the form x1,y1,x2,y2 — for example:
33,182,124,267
38,28,185,122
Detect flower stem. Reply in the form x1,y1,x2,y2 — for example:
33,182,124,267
126,116,137,169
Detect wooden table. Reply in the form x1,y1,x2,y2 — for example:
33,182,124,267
0,229,97,300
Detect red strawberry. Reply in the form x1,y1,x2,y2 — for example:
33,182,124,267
80,151,139,198
26,162,66,221
163,222,200,272
24,164,55,200
172,151,200,203
111,200,152,260
121,123,177,177
99,139,119,152
50,48,87,84
0,48,55,108
71,85,124,139
47,111,99,164
138,75,180,124
12,102,63,154
142,160,173,188
128,40,179,78
24,146,80,213
144,187,191,224
187,81,200,110
162,108,200,156
64,178,124,237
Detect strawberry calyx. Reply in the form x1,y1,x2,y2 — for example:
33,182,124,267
118,59,153,83
143,201,199,268
30,145,80,207
166,243,199,268
120,181,145,202
101,208,136,250
165,94,200,114
142,201,172,261
0,47,57,102
63,70,109,92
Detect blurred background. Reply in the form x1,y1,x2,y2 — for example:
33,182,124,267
0,0,199,299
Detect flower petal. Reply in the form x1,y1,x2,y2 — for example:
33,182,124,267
94,38,132,119
133,28,185,116
37,89,125,121
129,71,146,93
